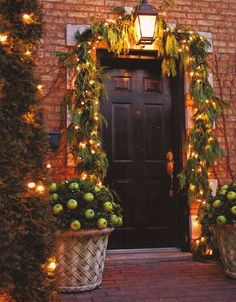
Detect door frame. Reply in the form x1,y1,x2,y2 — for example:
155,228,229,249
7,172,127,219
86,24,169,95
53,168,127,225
97,49,190,251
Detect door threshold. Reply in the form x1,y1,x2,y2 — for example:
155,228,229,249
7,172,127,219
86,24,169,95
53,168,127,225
107,247,180,254
106,247,192,262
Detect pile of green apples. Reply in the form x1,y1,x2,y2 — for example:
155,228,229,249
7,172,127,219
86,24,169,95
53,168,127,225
49,178,123,231
202,182,236,226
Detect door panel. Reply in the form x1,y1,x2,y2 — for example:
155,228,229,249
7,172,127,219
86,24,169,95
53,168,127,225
101,59,176,249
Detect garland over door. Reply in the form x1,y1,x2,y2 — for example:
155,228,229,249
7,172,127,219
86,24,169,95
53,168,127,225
101,58,177,249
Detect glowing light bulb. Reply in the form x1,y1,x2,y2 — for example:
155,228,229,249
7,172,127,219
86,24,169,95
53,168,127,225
0,33,8,43
36,185,45,193
200,236,205,242
22,13,33,24
74,125,79,130
189,183,196,192
91,149,95,154
46,257,57,275
82,173,88,180
48,260,57,271
28,182,36,189
46,163,52,169
37,84,43,91
25,49,32,56
189,71,194,77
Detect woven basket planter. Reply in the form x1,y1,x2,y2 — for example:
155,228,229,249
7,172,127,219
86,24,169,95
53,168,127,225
55,228,113,292
211,224,236,278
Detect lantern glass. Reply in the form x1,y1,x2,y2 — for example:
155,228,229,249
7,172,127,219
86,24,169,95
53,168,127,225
134,0,157,45
139,15,156,40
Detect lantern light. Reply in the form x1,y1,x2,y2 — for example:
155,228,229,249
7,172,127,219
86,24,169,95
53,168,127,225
134,0,157,45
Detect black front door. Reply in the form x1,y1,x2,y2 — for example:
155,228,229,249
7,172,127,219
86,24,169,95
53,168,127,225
101,57,178,249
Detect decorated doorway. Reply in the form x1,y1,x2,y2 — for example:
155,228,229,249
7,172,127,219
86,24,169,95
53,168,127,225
99,51,185,248
55,1,225,255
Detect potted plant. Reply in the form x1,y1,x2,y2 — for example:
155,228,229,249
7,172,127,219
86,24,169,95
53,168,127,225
49,177,123,292
202,182,236,278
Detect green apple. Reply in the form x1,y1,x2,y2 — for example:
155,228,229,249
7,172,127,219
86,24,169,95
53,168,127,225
50,193,59,201
221,185,228,190
53,204,63,215
49,182,57,192
231,206,236,215
83,193,94,202
84,209,95,220
216,215,227,225
213,199,222,208
220,189,227,195
69,182,79,190
67,199,78,209
97,218,107,229
94,186,100,193
116,217,123,227
227,191,236,200
103,201,113,213
70,220,81,231
110,214,118,225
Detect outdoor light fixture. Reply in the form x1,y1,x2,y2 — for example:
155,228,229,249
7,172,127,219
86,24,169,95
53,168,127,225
134,0,157,45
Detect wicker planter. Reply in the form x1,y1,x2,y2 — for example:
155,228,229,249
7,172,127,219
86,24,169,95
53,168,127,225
211,224,236,278
55,228,113,292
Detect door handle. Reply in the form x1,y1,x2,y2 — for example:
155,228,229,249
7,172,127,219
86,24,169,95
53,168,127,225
166,151,174,198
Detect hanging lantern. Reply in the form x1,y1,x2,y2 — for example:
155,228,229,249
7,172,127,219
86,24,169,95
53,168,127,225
134,0,157,45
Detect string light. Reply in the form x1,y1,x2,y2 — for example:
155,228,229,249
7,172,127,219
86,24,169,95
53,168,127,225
0,33,8,43
22,13,33,24
74,125,79,130
23,112,34,123
36,184,45,193
81,172,88,180
46,257,57,276
37,84,43,91
25,49,32,56
200,236,205,242
46,163,52,169
189,183,196,192
28,182,36,189
94,113,99,121
79,142,86,148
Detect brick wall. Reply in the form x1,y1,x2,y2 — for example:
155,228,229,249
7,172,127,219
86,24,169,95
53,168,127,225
38,0,236,185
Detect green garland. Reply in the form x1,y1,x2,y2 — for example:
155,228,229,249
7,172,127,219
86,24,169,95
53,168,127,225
0,1,56,301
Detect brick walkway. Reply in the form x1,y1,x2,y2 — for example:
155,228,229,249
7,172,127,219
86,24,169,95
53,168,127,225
60,259,236,302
